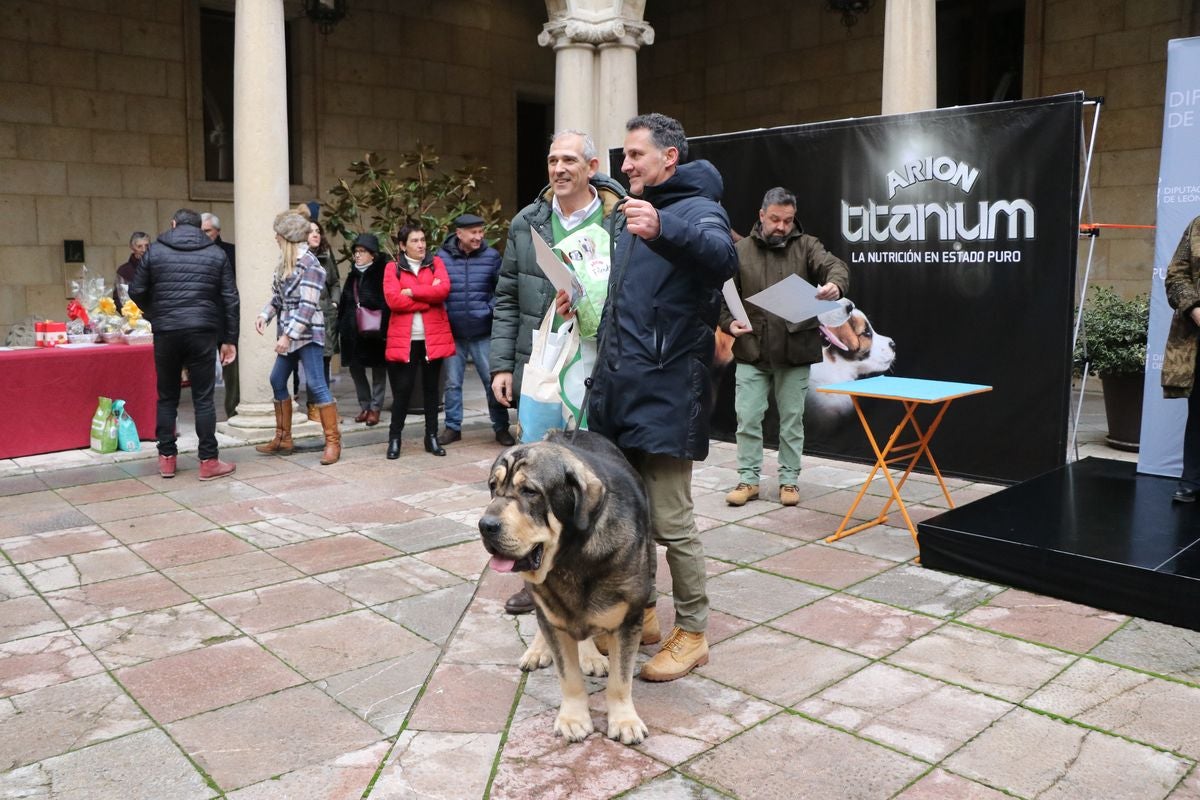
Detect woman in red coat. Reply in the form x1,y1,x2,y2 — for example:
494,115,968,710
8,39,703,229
383,223,455,459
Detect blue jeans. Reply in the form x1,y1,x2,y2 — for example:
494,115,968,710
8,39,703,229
443,335,509,432
270,343,332,405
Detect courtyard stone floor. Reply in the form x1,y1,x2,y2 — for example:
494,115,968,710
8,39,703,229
0,379,1196,799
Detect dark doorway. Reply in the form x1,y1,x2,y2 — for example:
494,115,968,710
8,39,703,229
515,99,554,206
937,0,1025,107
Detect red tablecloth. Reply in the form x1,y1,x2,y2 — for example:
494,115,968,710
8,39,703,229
0,344,157,459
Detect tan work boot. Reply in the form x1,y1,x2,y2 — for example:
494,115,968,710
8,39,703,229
255,399,294,455
316,402,341,465
640,626,708,682
779,484,800,506
595,606,662,655
725,482,759,506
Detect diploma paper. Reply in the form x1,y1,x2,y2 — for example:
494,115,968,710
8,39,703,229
744,274,841,324
721,279,752,330
532,233,586,309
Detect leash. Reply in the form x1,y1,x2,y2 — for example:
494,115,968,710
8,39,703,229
568,198,634,443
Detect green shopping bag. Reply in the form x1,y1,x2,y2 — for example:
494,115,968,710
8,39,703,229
113,399,141,452
89,396,118,453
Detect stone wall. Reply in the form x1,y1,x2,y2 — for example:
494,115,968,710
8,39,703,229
637,0,1199,300
0,0,552,342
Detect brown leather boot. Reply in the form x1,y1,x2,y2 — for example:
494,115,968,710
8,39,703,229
595,606,662,655
255,399,294,455
639,626,708,682
307,402,319,422
316,402,341,465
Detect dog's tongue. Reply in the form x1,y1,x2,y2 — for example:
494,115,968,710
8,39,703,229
489,556,517,573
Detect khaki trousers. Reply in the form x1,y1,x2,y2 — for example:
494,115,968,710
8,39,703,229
624,449,709,633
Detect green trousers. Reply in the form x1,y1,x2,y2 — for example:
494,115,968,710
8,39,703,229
734,362,810,486
625,449,708,634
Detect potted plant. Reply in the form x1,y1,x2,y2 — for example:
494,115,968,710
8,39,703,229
1076,286,1149,451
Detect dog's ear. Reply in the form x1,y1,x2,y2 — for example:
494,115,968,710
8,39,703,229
564,463,606,531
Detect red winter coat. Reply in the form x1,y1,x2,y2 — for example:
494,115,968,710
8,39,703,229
382,255,456,363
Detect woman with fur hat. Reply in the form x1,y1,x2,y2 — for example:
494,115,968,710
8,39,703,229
254,207,342,465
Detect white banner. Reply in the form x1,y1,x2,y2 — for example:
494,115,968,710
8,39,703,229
1139,36,1200,476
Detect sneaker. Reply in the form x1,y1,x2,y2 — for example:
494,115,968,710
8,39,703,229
725,483,759,506
779,484,800,506
1173,486,1198,503
439,428,461,444
595,606,662,655
495,428,516,447
639,626,709,682
198,457,236,481
158,454,176,479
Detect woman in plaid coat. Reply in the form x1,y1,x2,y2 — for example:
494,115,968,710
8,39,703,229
254,208,342,465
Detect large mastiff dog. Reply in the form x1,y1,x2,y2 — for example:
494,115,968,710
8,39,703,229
478,430,653,744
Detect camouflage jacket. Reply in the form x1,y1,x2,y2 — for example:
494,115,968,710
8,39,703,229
1162,216,1200,398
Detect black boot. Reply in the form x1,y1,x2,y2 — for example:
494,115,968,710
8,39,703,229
424,432,446,456
387,438,401,460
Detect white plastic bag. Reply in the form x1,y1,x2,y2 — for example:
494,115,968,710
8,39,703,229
518,307,578,443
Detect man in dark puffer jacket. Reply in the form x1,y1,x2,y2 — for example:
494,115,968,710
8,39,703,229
130,208,239,481
436,213,512,446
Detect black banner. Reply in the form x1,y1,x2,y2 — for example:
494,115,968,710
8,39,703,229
616,94,1082,483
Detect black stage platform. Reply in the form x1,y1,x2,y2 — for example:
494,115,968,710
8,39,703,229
918,457,1200,631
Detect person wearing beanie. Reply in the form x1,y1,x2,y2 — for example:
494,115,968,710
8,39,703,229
254,208,342,465
337,231,390,426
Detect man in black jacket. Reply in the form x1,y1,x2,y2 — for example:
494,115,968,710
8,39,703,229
130,208,239,481
558,113,738,681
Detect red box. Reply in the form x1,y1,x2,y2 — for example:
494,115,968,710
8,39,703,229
41,321,67,348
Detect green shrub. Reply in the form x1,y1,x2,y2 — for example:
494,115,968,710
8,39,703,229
1075,285,1149,377
322,145,507,263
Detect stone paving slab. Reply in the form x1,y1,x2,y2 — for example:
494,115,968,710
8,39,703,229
887,623,1077,702
686,712,927,799
797,662,1013,761
958,587,1129,653
0,728,215,800
945,706,1192,800
0,391,1196,799
167,684,384,792
1025,658,1200,760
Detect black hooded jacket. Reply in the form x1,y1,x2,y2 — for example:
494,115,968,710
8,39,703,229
129,223,239,344
587,160,738,461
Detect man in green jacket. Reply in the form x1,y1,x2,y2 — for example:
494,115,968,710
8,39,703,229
720,187,849,507
489,128,626,614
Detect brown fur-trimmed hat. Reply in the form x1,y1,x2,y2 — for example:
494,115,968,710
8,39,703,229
273,210,311,243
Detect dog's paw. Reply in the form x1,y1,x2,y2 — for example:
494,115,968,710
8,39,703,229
578,639,609,677
518,639,553,672
554,707,594,742
606,710,648,745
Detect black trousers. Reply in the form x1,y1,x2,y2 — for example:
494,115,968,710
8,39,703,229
1184,348,1200,487
386,340,442,439
153,330,219,460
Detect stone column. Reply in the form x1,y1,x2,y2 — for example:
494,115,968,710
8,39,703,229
539,25,596,137
596,20,653,167
881,0,937,115
226,0,289,432
540,4,654,172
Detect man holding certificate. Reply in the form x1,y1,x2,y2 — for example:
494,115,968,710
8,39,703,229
719,187,848,507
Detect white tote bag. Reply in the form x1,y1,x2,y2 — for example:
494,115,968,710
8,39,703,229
518,306,578,443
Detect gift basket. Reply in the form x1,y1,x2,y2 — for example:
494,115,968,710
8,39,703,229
121,299,152,344
68,266,115,342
